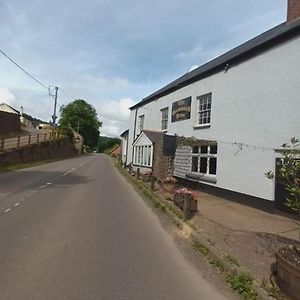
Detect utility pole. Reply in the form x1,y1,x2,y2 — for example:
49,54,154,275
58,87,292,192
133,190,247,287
51,86,58,128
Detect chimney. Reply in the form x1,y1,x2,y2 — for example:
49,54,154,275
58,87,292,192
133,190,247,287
287,0,300,22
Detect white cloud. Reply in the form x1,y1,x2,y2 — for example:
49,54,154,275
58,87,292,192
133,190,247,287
0,87,16,104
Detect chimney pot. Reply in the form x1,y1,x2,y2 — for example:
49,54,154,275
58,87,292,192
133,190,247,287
287,0,300,22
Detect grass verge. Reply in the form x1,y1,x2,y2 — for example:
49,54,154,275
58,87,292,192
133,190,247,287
114,160,268,300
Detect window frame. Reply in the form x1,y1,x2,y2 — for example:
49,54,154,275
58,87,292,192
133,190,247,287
195,93,212,127
160,107,169,131
190,144,217,178
133,144,153,167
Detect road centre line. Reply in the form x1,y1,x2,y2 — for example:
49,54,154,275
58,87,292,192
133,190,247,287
4,208,11,213
14,203,20,207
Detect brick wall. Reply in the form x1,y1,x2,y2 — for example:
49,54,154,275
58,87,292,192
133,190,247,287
288,0,300,22
0,111,21,135
153,139,174,180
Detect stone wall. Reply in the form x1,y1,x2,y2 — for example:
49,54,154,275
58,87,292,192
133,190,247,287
0,137,78,166
0,111,21,135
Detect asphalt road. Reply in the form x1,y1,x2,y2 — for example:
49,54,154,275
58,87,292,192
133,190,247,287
0,154,230,300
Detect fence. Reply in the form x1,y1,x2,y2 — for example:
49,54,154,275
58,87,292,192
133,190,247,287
0,131,63,152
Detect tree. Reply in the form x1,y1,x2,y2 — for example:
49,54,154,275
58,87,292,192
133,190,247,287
98,136,120,153
59,99,102,149
265,137,300,213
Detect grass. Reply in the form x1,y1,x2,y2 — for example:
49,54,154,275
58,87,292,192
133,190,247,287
192,239,258,300
224,255,240,267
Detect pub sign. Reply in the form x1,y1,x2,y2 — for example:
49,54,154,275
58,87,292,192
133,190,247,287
171,97,191,122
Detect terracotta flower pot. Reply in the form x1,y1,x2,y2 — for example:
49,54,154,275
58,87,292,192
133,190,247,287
275,247,300,300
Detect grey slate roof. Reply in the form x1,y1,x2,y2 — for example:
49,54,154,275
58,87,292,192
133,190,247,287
130,18,300,110
142,130,163,143
120,129,129,137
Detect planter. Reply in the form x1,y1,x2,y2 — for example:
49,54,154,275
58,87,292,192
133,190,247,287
276,246,300,300
163,183,176,194
174,194,198,213
142,173,152,182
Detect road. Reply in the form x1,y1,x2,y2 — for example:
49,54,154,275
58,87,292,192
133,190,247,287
0,154,231,300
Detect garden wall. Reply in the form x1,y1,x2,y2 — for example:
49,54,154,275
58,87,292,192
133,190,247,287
0,137,78,166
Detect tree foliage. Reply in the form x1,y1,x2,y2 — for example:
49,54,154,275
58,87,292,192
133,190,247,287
98,136,120,153
59,99,102,148
265,137,300,213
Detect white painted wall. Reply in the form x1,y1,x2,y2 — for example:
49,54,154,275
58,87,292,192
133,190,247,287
127,35,300,201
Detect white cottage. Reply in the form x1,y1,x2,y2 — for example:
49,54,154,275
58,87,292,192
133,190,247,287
124,1,300,212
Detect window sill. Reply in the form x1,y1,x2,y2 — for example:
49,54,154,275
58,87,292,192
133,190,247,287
186,172,217,184
193,124,211,130
161,129,168,133
133,163,152,168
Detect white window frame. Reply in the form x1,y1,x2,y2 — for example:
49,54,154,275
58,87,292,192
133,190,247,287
139,115,144,133
133,145,153,167
191,144,217,177
196,93,212,127
160,107,169,131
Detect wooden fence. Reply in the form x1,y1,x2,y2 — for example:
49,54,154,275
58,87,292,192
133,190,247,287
0,131,63,152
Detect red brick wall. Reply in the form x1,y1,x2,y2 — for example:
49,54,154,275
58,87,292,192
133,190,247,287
0,111,21,135
287,0,300,22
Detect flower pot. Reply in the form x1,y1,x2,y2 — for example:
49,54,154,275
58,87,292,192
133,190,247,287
174,194,198,212
275,247,300,300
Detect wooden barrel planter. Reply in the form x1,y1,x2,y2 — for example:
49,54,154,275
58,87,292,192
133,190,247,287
275,246,300,300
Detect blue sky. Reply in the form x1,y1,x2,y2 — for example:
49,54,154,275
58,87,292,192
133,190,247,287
0,0,286,136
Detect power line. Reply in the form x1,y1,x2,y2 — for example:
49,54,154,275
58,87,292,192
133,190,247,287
0,49,49,90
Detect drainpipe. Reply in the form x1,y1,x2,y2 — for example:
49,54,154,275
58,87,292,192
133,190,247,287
132,108,138,163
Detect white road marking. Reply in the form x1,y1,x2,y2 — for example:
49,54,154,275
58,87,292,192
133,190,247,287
4,208,11,213
14,203,20,207
46,182,52,185
40,185,47,189
71,168,75,171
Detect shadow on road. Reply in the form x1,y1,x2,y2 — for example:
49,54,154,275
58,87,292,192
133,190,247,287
0,170,92,199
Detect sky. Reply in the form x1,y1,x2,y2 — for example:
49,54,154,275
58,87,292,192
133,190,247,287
0,0,287,137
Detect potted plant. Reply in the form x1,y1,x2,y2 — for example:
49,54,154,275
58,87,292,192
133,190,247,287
266,137,300,299
142,171,152,182
162,176,177,193
174,188,198,213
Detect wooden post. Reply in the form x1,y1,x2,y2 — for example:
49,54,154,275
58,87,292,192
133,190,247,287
183,195,192,220
28,135,31,145
17,136,20,148
44,133,47,142
129,164,132,174
151,175,155,191
136,168,140,180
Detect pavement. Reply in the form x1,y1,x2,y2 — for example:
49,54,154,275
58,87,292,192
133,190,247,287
0,154,231,300
192,191,300,240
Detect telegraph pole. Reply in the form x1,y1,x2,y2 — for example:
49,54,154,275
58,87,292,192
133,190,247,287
51,86,58,127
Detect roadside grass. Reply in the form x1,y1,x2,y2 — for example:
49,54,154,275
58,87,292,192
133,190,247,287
114,159,267,300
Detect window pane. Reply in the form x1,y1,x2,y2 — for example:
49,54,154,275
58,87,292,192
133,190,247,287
209,157,217,175
148,146,151,166
210,145,218,154
201,146,208,153
200,157,207,173
192,157,198,172
192,146,199,153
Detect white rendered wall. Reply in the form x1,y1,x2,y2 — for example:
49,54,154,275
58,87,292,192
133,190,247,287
127,36,300,201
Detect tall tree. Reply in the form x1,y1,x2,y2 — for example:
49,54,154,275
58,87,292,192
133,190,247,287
59,99,102,148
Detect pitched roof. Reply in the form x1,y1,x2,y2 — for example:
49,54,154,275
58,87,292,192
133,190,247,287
130,19,300,110
120,129,129,137
142,130,163,143
0,103,20,114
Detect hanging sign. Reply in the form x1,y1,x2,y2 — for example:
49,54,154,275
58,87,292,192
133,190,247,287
171,97,191,122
